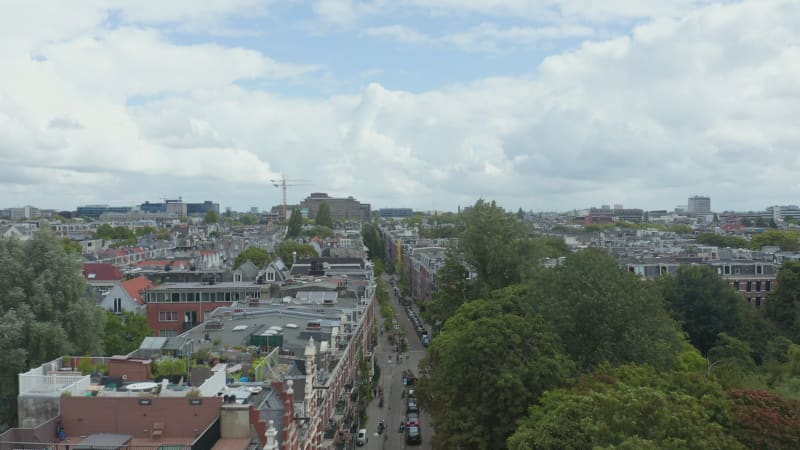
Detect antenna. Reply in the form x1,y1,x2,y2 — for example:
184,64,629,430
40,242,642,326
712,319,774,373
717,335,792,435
270,175,312,220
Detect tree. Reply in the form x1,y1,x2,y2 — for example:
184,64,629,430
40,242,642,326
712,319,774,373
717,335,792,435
766,262,800,340
728,389,800,449
694,233,749,249
0,231,107,428
103,311,153,356
315,202,334,228
233,246,271,269
460,199,526,293
509,365,744,450
238,212,259,225
61,238,83,254
275,241,317,266
287,208,303,238
424,252,477,326
417,289,575,450
204,210,220,224
659,265,768,355
751,230,800,252
361,222,384,261
527,248,686,372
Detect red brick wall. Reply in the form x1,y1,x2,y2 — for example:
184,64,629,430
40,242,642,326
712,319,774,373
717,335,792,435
108,358,152,382
60,397,222,439
146,302,231,336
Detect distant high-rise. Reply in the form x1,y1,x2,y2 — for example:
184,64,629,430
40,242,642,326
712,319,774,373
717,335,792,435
688,196,711,216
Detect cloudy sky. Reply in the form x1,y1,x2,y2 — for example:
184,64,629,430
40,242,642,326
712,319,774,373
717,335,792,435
1,0,799,213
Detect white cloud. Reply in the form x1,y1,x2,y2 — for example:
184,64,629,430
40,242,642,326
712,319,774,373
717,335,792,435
2,0,800,212
363,25,433,44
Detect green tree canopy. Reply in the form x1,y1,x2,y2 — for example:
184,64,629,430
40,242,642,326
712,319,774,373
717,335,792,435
509,365,744,450
527,248,686,372
694,232,749,249
659,265,773,356
103,311,153,356
460,199,526,292
361,222,384,261
766,262,800,340
204,209,220,223
287,208,303,238
93,224,136,241
417,288,575,450
751,230,800,251
275,240,317,266
233,246,271,269
315,202,334,228
424,251,478,327
0,231,107,428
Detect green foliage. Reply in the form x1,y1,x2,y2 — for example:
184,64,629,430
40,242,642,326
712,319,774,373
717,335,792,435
728,389,800,449
659,265,773,356
708,333,757,389
238,212,259,225
751,230,800,251
61,238,82,254
509,365,744,450
302,225,334,239
528,248,686,372
315,202,334,228
204,210,220,223
695,232,749,249
287,208,303,238
152,358,187,378
461,199,526,292
0,231,107,428
424,251,478,326
93,224,136,241
766,262,800,340
275,241,317,266
418,291,575,450
361,222,384,261
233,246,271,269
103,311,153,356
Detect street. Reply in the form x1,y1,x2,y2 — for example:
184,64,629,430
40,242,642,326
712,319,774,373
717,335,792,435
360,274,433,450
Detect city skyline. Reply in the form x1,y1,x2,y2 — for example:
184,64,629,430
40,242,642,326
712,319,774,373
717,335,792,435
2,1,800,212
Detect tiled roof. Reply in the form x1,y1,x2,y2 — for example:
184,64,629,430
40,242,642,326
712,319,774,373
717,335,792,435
83,263,124,281
121,276,154,305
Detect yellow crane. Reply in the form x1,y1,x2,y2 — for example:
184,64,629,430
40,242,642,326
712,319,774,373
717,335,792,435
271,175,312,220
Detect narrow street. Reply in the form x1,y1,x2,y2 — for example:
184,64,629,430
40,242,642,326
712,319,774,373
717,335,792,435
360,273,433,450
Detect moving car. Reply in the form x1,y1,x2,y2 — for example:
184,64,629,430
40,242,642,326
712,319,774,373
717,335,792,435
406,425,422,445
356,428,368,446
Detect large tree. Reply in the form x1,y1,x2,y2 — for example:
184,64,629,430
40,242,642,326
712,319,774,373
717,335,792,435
728,389,800,449
659,265,772,356
233,246,271,268
103,311,153,356
315,202,334,228
424,251,478,327
275,240,317,266
203,209,220,223
460,199,526,292
528,248,686,372
417,287,574,450
0,231,107,428
361,222,384,261
766,262,800,340
509,365,744,450
287,208,303,238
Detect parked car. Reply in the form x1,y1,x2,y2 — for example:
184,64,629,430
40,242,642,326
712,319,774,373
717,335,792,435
406,412,420,427
406,425,422,445
357,428,368,446
407,398,419,414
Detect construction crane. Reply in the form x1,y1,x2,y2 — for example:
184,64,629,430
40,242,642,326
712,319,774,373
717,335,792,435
271,175,312,220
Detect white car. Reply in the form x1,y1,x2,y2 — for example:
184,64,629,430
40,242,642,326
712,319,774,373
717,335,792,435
357,428,368,446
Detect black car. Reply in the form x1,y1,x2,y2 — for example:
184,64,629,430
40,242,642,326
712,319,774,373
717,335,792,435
407,398,419,413
406,425,422,445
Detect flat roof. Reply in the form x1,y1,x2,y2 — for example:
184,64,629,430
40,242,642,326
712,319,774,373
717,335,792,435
148,282,262,290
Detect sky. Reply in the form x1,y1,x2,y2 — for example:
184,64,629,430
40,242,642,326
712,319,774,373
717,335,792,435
1,0,799,213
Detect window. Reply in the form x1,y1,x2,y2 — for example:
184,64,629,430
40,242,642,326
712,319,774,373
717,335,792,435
766,281,772,292
159,311,178,322
171,293,180,302
733,281,740,291
268,271,275,280
113,297,122,313
201,292,209,302
756,265,764,275
746,281,752,292
159,329,178,337
756,281,762,292
755,297,762,307
724,265,731,275
187,292,195,302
